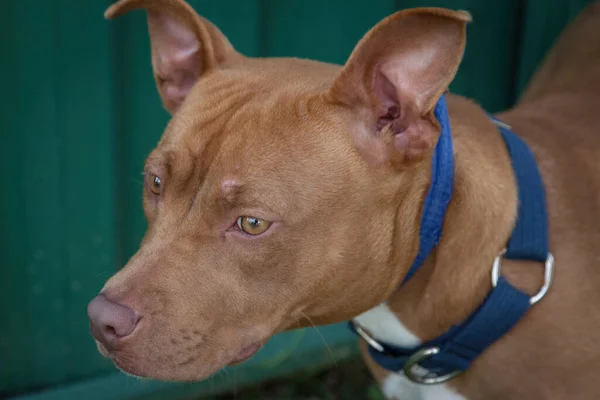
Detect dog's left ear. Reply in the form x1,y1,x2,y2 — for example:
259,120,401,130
329,8,470,165
105,0,239,114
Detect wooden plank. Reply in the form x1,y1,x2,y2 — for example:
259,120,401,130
515,0,593,97
190,0,262,56
54,0,120,382
1,0,69,394
260,0,397,63
1,0,123,396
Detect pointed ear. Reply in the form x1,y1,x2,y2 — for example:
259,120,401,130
329,8,470,164
105,0,240,113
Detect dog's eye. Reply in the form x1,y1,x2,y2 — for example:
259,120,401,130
237,216,271,235
148,174,162,195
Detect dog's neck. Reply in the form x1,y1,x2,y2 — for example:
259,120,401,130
384,96,522,342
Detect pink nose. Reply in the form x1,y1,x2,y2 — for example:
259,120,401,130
88,294,138,350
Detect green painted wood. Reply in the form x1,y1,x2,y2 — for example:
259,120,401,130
1,0,591,398
1,0,118,396
515,0,593,96
259,0,397,62
1,1,32,391
55,0,121,382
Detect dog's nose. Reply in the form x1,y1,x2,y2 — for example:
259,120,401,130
88,294,138,349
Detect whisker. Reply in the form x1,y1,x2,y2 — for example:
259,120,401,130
299,310,337,367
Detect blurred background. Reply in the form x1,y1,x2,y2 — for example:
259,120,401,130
1,0,592,399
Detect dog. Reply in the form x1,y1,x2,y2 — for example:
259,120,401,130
88,0,600,398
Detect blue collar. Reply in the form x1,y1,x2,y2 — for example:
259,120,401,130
350,95,554,384
403,95,454,284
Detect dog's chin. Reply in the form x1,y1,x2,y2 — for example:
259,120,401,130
96,339,263,382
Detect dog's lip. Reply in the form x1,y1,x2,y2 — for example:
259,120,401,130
228,343,262,365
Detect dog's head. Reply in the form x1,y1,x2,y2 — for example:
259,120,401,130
88,0,469,381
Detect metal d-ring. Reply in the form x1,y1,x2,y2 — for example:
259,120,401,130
352,322,386,353
403,347,463,384
491,250,555,305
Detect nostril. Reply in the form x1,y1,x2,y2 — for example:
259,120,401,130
103,325,118,340
88,294,139,348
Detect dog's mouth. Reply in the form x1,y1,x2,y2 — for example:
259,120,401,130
228,342,262,365
95,336,264,380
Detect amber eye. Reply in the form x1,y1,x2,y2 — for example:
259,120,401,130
148,174,162,195
237,216,271,235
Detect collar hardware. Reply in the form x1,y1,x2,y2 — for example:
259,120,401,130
352,323,386,353
403,346,462,385
491,250,555,305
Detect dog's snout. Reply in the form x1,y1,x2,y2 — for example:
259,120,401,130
88,294,139,349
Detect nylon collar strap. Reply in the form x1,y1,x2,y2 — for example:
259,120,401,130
350,95,553,384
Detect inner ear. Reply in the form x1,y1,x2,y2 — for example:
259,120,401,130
373,68,426,148
328,8,470,165
148,10,203,111
374,69,403,131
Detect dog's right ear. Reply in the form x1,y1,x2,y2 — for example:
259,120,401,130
328,8,470,166
105,0,239,113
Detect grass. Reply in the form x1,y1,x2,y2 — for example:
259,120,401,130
203,357,385,400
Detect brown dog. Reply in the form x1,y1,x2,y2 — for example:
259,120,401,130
88,0,600,398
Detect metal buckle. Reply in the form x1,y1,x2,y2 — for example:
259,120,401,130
403,346,463,384
351,321,462,385
491,250,555,305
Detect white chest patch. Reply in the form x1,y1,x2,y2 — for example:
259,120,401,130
353,303,468,400
354,303,420,347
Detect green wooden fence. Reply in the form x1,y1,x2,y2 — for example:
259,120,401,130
1,0,591,399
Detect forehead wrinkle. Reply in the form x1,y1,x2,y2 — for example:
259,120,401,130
160,145,196,194
193,85,333,220
214,181,285,220
185,96,264,219
214,183,286,222
206,93,314,215
145,151,166,172
157,86,257,204
212,158,296,219
184,124,232,215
